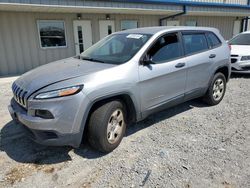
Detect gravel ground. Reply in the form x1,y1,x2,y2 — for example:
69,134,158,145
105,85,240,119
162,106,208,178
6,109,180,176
0,74,249,188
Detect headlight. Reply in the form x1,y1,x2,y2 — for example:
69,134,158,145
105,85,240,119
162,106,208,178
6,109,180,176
35,85,83,99
241,56,250,61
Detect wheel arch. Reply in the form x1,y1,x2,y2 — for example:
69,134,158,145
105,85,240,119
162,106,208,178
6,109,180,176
89,93,138,123
79,92,139,144
204,65,230,97
214,65,230,82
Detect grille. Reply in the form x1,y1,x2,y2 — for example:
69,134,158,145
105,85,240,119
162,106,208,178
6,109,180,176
242,66,250,71
12,82,28,109
231,54,239,57
231,58,237,64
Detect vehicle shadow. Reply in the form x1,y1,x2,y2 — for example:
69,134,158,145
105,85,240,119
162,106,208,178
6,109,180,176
0,99,208,165
126,99,207,136
0,121,105,164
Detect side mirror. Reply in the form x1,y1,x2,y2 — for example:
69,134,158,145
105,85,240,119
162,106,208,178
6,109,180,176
141,55,153,66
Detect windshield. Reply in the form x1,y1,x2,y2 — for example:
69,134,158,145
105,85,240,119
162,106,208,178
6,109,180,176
81,33,152,65
229,33,250,45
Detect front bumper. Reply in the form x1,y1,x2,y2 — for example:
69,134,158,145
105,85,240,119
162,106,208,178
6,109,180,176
8,92,90,148
231,58,250,73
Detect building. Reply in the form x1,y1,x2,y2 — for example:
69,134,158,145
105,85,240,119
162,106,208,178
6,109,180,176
0,0,250,76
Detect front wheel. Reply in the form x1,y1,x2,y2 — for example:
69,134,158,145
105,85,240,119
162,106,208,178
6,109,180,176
87,100,127,153
203,73,226,106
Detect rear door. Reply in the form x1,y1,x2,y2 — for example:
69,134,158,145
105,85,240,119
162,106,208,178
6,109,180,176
181,31,213,98
205,32,223,67
139,32,187,113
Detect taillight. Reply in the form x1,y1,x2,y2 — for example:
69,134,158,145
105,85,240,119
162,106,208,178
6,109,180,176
228,44,231,51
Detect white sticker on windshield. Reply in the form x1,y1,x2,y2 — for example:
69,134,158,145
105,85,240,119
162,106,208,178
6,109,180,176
126,34,143,39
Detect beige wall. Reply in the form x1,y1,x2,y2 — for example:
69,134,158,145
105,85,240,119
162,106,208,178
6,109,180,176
179,16,236,39
0,11,160,76
0,12,76,76
0,11,239,75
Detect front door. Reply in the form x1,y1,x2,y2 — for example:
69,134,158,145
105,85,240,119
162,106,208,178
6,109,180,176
139,32,187,114
99,20,115,40
73,20,92,55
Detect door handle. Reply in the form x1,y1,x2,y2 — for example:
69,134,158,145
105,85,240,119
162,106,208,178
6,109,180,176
175,62,185,68
209,54,216,58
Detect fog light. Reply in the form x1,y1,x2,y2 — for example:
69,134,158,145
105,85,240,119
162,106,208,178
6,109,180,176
35,110,54,119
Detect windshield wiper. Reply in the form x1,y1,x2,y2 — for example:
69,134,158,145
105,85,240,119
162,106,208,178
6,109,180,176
81,56,105,63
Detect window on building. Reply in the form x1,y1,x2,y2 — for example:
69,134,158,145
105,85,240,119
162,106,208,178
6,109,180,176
121,20,138,30
147,33,183,64
185,20,197,26
37,20,66,48
206,32,221,48
182,33,208,55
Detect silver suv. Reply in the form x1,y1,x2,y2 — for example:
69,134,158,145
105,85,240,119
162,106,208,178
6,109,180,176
9,27,231,152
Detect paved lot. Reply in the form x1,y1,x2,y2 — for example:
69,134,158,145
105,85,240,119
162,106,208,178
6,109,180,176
0,74,249,188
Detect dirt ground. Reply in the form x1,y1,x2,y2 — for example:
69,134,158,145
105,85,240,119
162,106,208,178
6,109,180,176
0,74,249,188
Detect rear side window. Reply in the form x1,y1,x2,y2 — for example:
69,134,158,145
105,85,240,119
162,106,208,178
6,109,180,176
182,33,208,55
147,33,183,63
206,32,221,48
229,33,250,45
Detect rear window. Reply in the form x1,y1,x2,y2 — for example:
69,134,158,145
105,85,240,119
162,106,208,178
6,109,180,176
206,32,221,48
229,33,250,45
182,33,209,55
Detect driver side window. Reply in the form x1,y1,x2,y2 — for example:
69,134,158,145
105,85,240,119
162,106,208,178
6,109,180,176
147,33,183,64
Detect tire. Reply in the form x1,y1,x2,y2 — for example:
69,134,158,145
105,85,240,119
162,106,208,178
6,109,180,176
87,100,127,153
203,72,226,106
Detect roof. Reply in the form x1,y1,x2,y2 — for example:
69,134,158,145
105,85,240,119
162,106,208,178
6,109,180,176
0,1,250,16
115,0,250,9
118,26,218,35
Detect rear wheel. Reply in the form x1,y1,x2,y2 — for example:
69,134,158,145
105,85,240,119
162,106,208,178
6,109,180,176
203,72,226,105
87,100,126,153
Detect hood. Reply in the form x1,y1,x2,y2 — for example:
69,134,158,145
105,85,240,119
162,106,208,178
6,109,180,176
230,45,250,56
14,57,116,93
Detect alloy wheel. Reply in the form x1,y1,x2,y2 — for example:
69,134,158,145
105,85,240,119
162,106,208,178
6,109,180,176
212,78,225,101
107,109,124,144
